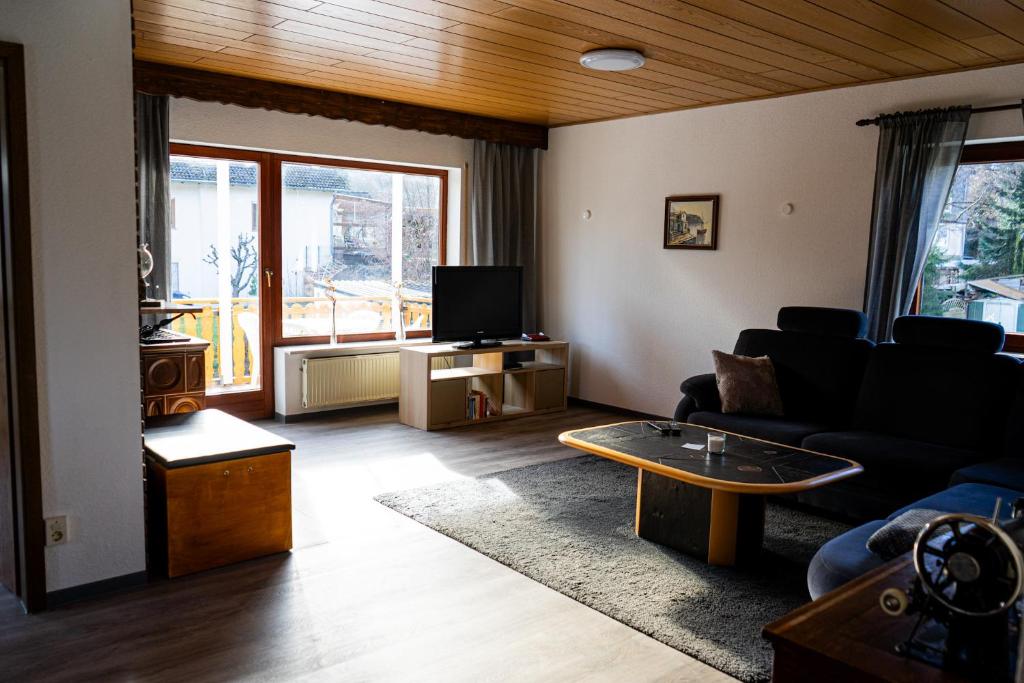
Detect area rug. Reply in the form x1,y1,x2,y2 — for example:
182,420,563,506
374,455,850,682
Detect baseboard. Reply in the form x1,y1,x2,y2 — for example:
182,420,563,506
46,571,148,609
275,400,397,423
567,396,670,421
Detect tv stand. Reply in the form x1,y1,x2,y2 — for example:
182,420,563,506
399,341,568,430
451,339,502,349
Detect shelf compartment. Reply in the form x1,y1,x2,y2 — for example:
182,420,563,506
534,368,566,411
503,372,535,412
431,366,502,381
504,361,564,374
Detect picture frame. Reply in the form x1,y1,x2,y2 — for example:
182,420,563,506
664,194,719,250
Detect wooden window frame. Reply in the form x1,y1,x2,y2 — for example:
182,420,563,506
169,143,275,419
916,140,1024,354
166,145,448,416
271,152,448,348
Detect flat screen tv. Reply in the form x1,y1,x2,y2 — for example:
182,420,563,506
432,266,523,348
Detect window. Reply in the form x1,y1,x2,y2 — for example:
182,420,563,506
168,151,264,395
277,156,445,342
920,141,1024,352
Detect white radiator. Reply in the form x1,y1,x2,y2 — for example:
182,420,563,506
301,352,400,409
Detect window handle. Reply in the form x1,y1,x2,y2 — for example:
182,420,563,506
264,268,274,288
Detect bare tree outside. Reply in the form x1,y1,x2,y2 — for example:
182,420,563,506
203,232,259,298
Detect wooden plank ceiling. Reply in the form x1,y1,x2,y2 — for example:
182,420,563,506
132,0,1024,127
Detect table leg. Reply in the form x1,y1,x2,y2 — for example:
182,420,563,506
635,469,765,566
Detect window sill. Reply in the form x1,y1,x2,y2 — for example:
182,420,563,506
273,337,435,356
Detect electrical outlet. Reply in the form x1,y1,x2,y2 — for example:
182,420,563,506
45,516,68,546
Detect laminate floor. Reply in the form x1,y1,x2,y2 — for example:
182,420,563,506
0,405,734,682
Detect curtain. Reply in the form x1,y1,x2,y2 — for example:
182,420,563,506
863,106,970,341
470,139,539,331
135,93,171,302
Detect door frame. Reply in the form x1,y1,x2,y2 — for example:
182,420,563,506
168,143,274,419
0,41,45,612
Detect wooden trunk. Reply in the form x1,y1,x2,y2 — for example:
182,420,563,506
146,451,292,578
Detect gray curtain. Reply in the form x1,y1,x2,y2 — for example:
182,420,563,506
135,93,171,301
863,106,970,341
470,139,539,331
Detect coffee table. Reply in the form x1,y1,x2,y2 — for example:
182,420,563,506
558,422,862,566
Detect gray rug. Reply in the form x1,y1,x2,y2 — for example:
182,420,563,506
375,455,850,682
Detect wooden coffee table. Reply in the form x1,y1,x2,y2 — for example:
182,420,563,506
559,422,862,566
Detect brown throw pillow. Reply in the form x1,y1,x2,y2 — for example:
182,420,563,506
712,350,784,416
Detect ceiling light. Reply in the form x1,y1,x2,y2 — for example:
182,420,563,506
579,49,646,72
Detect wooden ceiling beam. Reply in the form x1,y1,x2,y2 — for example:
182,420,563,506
132,60,548,149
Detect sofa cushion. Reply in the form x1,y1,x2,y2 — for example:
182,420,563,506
951,458,1024,492
888,482,1023,521
712,351,783,416
777,306,867,339
808,483,1024,599
866,508,944,560
807,520,887,600
801,431,980,502
892,315,1004,353
854,342,1019,453
688,411,831,447
734,329,872,424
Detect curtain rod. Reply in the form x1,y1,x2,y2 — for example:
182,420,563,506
856,102,1023,127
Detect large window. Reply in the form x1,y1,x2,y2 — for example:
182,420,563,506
277,157,445,342
920,141,1024,352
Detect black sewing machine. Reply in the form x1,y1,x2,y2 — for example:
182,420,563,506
878,498,1024,681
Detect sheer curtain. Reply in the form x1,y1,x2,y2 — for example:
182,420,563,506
863,106,970,341
469,139,539,331
135,92,171,301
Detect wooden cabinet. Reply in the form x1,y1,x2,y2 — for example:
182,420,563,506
140,338,210,420
399,341,569,430
144,410,295,578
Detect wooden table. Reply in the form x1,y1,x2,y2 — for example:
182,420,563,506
559,422,862,566
144,409,295,577
763,558,971,682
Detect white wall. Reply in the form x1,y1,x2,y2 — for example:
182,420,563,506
542,63,1024,417
170,98,467,265
0,0,144,590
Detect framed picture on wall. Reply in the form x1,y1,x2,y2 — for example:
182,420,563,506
664,194,719,250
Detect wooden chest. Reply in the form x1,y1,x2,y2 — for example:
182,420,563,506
144,410,295,578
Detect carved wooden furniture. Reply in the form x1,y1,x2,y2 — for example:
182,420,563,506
140,337,209,418
558,422,862,567
144,409,294,578
399,341,568,430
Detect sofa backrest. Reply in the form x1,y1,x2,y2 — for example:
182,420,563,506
1002,365,1024,459
733,307,873,423
854,316,1020,454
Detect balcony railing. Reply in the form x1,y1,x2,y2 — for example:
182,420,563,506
170,295,432,387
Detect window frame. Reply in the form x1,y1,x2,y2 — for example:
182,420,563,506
270,152,448,347
168,142,275,419
917,140,1024,354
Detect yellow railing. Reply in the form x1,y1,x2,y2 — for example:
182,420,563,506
171,295,432,387
169,298,257,387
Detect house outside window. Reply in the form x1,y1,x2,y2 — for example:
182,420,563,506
919,141,1024,351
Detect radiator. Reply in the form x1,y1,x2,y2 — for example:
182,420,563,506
301,352,400,409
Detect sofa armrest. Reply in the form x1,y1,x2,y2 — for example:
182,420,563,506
676,373,721,420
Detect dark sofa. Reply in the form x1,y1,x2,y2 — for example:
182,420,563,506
675,307,1022,521
808,371,1024,598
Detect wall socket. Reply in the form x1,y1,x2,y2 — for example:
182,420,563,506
45,516,68,546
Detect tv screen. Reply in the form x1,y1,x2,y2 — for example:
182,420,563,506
432,266,523,344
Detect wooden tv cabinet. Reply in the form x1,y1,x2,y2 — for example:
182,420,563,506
399,341,568,430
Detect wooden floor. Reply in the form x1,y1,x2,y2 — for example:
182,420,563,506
0,405,733,682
